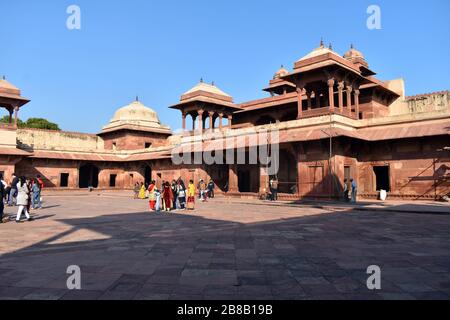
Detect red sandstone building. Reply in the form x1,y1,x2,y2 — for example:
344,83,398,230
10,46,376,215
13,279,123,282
0,43,449,200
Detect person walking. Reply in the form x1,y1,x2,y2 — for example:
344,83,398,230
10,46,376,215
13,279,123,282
31,178,43,210
15,176,33,223
177,180,186,209
187,180,196,210
8,173,19,206
0,174,5,223
350,178,358,203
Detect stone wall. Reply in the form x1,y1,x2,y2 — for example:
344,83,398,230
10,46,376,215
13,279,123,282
17,129,104,152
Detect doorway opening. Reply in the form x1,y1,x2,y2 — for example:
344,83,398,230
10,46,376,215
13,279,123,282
373,166,390,191
79,164,99,188
238,170,251,192
144,165,152,186
109,174,117,187
60,173,69,187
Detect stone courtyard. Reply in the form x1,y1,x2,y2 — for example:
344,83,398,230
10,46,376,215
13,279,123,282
0,192,449,300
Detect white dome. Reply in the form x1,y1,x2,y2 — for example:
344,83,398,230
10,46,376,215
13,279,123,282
102,99,170,133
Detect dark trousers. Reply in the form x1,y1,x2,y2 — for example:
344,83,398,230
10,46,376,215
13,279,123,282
270,188,278,201
0,200,4,221
343,190,349,202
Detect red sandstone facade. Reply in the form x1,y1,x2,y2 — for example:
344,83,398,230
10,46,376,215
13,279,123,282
0,43,449,200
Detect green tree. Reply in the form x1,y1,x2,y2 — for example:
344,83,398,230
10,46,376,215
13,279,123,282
0,115,25,127
0,116,60,130
25,118,60,130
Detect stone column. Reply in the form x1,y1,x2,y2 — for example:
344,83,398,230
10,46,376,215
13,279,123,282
181,113,186,131
354,89,360,119
327,78,335,112
228,164,238,193
208,111,214,129
346,85,353,116
197,109,204,132
227,115,233,129
338,81,344,113
13,105,19,127
306,91,312,110
218,113,223,130
296,88,303,119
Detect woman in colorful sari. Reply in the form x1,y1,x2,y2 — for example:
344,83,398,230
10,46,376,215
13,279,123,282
162,181,173,212
187,179,196,210
148,180,156,210
138,182,146,199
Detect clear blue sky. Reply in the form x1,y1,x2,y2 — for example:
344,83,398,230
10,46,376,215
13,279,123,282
1,0,449,133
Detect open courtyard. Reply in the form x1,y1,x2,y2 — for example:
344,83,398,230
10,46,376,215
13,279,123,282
0,192,449,300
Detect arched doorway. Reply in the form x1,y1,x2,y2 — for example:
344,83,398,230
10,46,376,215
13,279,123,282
79,163,99,188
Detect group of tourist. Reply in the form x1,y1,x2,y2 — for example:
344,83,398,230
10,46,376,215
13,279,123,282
0,173,44,223
133,178,216,212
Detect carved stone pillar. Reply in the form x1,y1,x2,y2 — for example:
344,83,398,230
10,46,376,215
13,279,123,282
338,81,344,113
218,113,224,130
13,105,19,128
346,85,353,116
208,111,214,129
181,112,186,131
327,78,335,111
228,115,233,129
197,109,204,132
354,89,360,119
296,88,303,119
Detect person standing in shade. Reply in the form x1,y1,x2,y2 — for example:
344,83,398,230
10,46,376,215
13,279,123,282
270,177,279,201
350,178,357,203
133,182,140,199
343,179,349,202
15,176,33,223
138,182,146,199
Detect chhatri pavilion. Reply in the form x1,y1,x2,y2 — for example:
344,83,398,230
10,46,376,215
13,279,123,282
0,42,449,200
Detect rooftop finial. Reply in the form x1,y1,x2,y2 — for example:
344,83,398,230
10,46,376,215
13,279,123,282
329,43,333,50
350,43,354,49
211,81,215,86
2,75,5,80
200,77,204,83
135,95,139,102
320,37,324,48
281,64,284,68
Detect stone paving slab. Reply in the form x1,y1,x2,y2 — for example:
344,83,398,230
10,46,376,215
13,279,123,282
0,194,449,300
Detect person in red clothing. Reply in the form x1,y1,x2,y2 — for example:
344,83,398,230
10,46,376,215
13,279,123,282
148,180,156,211
161,181,173,212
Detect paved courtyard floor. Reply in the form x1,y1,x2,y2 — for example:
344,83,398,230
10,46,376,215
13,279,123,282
0,193,449,300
